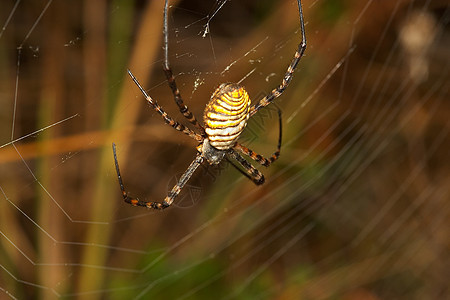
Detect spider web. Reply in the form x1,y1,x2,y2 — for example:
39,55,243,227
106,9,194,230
0,0,449,299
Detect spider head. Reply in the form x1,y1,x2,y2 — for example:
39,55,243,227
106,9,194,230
198,138,226,165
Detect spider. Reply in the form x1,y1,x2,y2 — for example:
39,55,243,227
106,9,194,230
112,0,306,210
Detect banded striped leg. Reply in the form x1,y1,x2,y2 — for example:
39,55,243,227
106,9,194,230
227,149,265,185
163,67,205,134
249,0,306,117
163,0,205,134
127,69,202,142
225,157,260,184
113,143,204,210
234,108,282,167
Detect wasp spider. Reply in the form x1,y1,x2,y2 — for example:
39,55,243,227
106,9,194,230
112,0,307,210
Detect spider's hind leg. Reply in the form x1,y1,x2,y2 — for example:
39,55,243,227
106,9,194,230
127,70,202,142
162,0,205,135
163,66,205,134
249,0,306,117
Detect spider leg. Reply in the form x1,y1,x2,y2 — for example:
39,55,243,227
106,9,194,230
225,157,256,182
127,69,203,142
249,0,306,117
112,143,204,210
162,67,205,134
227,149,265,185
163,0,205,135
234,108,282,167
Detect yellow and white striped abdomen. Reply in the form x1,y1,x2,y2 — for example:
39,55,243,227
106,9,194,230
204,83,251,150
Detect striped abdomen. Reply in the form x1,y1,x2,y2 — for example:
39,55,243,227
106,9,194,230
204,83,251,150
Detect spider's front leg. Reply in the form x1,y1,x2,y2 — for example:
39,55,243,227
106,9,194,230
112,143,204,210
227,149,265,185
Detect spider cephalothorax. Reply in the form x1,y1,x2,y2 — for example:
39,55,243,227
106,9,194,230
112,0,306,210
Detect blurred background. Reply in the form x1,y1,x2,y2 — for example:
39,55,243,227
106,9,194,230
0,0,449,299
